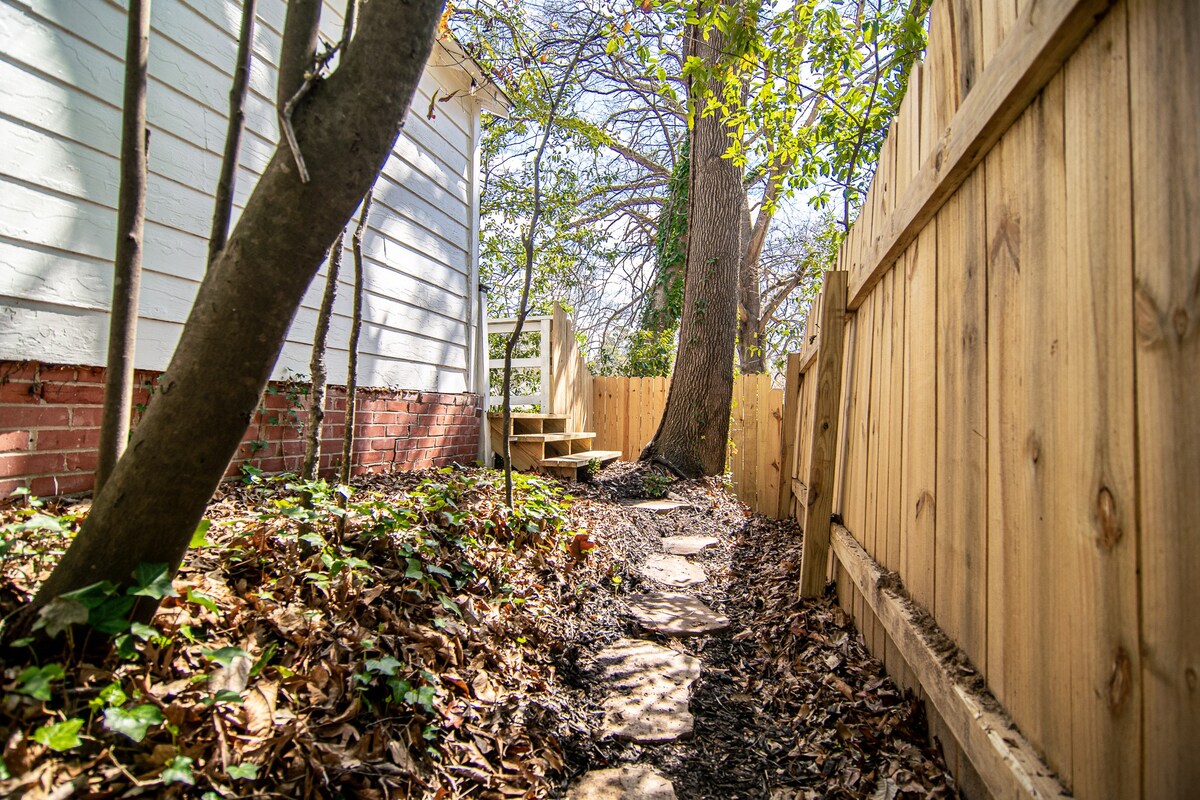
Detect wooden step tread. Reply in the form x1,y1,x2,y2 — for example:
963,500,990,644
510,432,594,443
538,450,622,467
487,412,569,420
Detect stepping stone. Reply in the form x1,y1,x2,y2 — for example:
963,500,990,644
620,498,692,513
638,554,706,588
660,535,719,556
628,592,731,636
597,639,700,743
568,766,677,800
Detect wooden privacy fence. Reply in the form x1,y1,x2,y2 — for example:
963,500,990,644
777,0,1200,798
591,374,784,517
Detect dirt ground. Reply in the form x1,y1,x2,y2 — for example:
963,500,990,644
0,463,959,799
547,462,959,799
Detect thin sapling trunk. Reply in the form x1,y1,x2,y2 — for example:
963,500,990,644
208,0,258,267
501,34,591,508
303,231,345,479
335,190,373,538
96,0,151,493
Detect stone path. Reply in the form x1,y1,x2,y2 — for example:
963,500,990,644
566,501,727,798
660,534,720,555
567,766,677,800
628,591,731,636
618,497,693,514
598,639,700,742
637,554,707,588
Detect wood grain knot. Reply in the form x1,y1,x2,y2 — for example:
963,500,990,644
989,212,1021,271
1186,666,1198,694
1135,265,1200,349
1095,487,1122,551
1173,307,1191,339
1107,647,1132,715
1026,432,1041,465
915,490,934,519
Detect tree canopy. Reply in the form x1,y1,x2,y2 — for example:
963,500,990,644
459,0,928,376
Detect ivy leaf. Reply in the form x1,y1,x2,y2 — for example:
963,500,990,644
12,514,64,533
114,632,138,659
226,762,259,781
60,580,120,607
88,595,135,634
364,655,403,676
187,590,219,614
249,642,277,677
161,755,195,785
130,621,160,641
96,682,127,709
202,646,251,668
129,563,177,599
33,718,83,751
17,663,64,701
34,597,89,638
189,520,212,548
103,704,163,742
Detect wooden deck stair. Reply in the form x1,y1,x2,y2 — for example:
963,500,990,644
488,412,620,479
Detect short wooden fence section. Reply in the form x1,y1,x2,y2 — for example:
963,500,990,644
591,375,784,517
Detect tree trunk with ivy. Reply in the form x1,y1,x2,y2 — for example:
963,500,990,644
640,10,744,477
27,0,446,618
642,143,690,334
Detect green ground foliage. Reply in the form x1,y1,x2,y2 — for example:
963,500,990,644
0,468,596,797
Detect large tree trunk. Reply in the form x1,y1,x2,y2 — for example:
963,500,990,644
276,0,322,109
95,0,151,492
207,0,257,268
640,9,744,477
736,185,767,373
31,0,446,611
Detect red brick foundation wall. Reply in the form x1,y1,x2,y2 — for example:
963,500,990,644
0,361,483,498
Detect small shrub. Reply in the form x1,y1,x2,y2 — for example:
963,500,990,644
642,471,670,499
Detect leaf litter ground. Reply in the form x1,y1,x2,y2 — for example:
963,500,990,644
0,463,958,798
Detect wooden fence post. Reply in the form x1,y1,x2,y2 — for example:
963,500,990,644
798,270,848,597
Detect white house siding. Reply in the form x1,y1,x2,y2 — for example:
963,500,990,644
0,0,486,394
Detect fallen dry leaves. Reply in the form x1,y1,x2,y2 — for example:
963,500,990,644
0,462,958,799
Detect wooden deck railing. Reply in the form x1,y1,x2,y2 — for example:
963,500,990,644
486,303,593,433
487,313,552,408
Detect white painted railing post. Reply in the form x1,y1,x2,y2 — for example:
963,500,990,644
539,317,552,412
485,314,555,411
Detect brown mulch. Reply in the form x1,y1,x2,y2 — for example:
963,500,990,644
553,462,960,799
0,462,958,799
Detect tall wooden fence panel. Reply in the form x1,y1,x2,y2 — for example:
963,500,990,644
779,0,1198,797
548,304,593,433
592,375,783,517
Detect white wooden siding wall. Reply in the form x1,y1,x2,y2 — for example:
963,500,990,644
0,0,480,394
